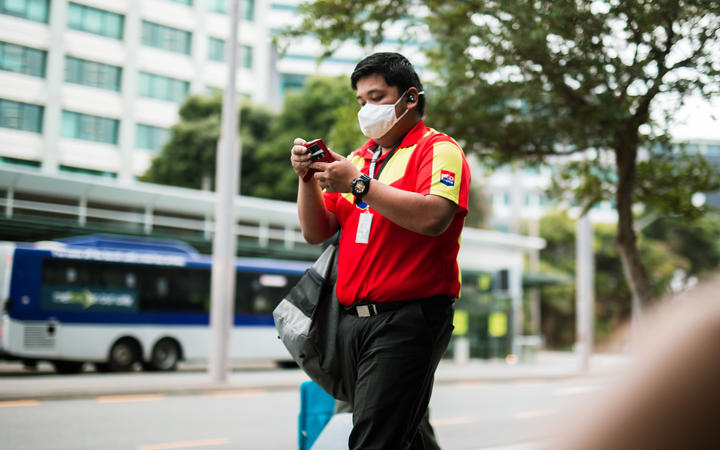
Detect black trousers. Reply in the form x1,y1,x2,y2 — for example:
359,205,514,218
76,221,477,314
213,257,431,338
337,296,455,450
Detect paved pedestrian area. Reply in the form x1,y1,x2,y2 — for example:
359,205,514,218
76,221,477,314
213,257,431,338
0,351,630,401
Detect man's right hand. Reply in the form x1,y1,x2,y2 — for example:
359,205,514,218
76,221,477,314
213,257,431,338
290,138,312,179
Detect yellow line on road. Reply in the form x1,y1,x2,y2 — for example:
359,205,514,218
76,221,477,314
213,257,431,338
209,389,266,398
97,394,164,403
137,438,230,450
0,400,39,408
430,416,473,427
512,409,555,419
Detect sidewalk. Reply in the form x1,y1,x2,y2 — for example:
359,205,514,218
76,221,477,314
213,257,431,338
0,351,630,401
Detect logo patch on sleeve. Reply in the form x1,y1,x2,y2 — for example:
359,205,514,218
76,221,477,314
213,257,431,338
440,170,456,187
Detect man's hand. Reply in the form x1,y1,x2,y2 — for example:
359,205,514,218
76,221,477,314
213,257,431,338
290,138,312,179
311,149,361,193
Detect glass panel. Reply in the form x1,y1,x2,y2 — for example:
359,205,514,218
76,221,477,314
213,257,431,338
61,111,75,137
208,0,227,14
208,38,224,61
0,99,42,132
24,103,41,132
3,0,27,15
106,13,124,39
244,0,254,21
66,3,83,29
241,44,252,68
26,0,48,22
1,43,23,72
84,8,103,34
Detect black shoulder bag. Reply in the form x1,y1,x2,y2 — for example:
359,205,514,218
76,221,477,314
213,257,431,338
273,233,347,401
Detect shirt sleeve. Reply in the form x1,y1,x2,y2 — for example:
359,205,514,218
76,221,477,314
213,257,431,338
417,138,470,212
323,191,339,215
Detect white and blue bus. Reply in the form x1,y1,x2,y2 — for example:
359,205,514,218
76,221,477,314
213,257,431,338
0,234,310,373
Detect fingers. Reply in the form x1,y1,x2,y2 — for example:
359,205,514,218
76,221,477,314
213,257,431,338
290,138,311,177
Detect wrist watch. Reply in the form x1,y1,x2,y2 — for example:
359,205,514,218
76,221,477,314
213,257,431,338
351,174,371,205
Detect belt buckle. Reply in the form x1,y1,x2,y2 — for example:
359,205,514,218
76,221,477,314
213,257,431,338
356,304,377,317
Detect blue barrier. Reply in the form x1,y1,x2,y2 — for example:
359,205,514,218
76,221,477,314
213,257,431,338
298,381,336,450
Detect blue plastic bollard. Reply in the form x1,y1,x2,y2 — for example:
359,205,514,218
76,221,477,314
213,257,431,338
298,381,336,450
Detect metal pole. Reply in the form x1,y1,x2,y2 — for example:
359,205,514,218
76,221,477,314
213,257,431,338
209,0,241,383
575,213,594,372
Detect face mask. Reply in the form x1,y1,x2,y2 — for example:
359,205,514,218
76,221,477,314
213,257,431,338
357,89,424,139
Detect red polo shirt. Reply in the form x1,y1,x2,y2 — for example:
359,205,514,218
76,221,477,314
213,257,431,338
323,120,471,306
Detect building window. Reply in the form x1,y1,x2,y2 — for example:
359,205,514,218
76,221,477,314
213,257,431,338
136,123,170,151
67,3,124,40
142,21,192,55
280,73,306,93
61,110,118,144
270,3,297,12
0,98,43,133
59,165,117,178
0,0,49,23
0,156,40,168
65,56,121,91
207,38,252,68
208,0,254,20
0,41,46,77
138,72,190,102
208,0,227,14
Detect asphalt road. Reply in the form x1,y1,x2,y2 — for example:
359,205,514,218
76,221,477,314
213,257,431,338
0,373,612,449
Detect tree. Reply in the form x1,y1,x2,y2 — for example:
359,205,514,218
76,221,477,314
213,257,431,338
140,94,275,196
250,74,364,200
284,0,720,314
142,76,364,202
537,211,688,348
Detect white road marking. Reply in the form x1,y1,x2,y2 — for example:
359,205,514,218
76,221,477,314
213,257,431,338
137,438,230,450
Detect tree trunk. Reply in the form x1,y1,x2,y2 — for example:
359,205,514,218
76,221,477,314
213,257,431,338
614,139,654,325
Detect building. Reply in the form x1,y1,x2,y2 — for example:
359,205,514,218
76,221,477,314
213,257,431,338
0,0,426,183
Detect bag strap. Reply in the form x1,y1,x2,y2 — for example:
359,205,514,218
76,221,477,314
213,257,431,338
312,231,340,279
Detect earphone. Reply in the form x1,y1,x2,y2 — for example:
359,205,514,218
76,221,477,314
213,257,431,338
408,94,415,102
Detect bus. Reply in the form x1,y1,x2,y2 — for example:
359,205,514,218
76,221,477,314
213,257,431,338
0,234,310,373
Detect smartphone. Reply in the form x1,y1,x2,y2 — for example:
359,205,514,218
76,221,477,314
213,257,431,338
302,139,334,182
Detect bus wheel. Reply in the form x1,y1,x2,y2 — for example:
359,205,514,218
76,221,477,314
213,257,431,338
108,339,140,372
147,339,181,371
51,360,85,374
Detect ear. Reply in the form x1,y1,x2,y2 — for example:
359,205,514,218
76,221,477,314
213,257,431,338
406,87,420,109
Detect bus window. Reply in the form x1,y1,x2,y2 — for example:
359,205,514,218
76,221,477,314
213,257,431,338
235,272,300,315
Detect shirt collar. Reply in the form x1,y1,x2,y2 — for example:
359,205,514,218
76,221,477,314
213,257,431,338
358,120,427,160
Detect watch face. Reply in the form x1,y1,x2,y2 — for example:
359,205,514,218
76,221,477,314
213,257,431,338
356,180,367,192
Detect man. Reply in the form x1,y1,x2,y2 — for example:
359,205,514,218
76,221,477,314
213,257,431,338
290,52,470,449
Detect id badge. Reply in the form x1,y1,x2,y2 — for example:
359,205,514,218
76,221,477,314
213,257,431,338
356,212,373,244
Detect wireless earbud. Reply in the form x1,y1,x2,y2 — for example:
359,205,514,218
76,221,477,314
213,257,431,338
409,94,415,102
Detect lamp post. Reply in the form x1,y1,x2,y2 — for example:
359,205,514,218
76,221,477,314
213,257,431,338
209,0,242,383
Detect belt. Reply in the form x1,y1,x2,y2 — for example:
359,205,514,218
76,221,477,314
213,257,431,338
344,295,453,317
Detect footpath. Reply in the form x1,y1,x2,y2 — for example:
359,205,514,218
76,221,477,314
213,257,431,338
0,351,630,402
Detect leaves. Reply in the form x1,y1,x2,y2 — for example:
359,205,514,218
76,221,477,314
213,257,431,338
141,76,364,201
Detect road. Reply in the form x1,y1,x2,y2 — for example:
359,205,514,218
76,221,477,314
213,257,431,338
0,373,611,449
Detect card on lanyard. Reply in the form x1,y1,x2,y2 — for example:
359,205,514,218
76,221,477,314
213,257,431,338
356,212,373,244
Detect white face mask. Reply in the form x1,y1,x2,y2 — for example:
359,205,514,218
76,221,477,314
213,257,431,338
357,89,424,139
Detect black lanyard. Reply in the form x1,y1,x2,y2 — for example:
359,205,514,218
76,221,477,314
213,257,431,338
368,141,401,180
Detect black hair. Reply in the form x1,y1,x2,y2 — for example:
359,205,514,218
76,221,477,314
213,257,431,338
351,52,425,117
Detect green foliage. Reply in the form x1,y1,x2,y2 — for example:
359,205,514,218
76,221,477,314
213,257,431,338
644,214,720,277
286,0,720,306
250,75,364,201
141,94,275,195
142,76,364,201
537,211,691,348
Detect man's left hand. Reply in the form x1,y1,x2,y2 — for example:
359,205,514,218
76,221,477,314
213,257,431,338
312,150,361,193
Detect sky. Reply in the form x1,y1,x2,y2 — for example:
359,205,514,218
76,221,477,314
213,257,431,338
668,95,720,142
